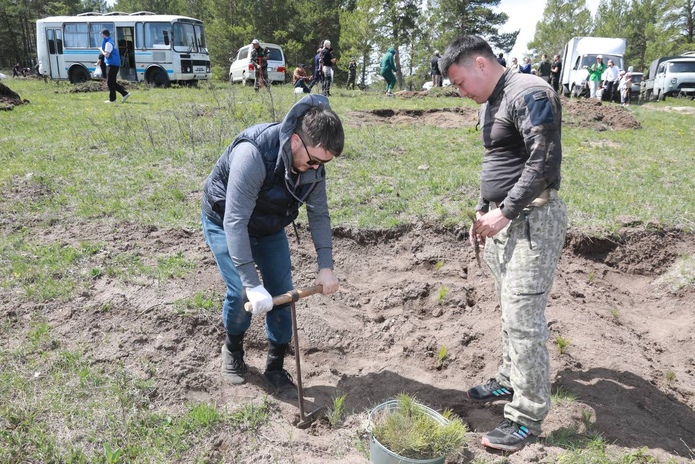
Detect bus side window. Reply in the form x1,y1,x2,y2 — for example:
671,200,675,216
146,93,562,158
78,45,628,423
136,23,144,49
48,30,56,54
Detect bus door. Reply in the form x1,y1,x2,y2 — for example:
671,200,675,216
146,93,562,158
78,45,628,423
46,28,65,79
117,26,137,81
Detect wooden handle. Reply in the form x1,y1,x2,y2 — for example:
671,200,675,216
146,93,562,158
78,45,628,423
244,285,323,312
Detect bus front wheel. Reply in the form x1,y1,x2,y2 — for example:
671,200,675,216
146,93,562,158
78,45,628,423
148,68,170,88
70,67,90,84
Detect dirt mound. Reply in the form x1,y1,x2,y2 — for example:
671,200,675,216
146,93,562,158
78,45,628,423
347,107,478,128
68,81,109,93
63,80,137,93
348,97,641,132
5,220,694,462
395,89,461,99
0,82,28,110
562,96,641,130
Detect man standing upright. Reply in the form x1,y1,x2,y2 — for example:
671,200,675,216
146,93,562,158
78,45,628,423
380,46,398,96
440,35,567,453
346,58,357,89
308,42,324,92
201,95,343,400
99,29,130,103
431,50,442,87
250,39,270,92
538,53,551,82
602,59,620,102
320,40,337,97
550,54,562,93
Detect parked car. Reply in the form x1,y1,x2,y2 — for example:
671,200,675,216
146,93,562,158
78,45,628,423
229,43,286,85
643,56,695,100
422,78,451,90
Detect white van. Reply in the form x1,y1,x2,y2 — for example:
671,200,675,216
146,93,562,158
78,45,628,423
229,43,286,85
644,56,695,100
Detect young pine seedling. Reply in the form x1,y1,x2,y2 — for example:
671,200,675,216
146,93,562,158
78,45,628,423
436,345,448,369
554,335,571,354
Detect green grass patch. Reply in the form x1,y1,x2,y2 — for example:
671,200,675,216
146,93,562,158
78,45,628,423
0,318,269,462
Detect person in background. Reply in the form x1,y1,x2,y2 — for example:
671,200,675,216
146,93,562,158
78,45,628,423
308,42,324,92
496,52,506,67
293,63,311,93
440,34,566,453
509,57,520,73
585,55,606,99
519,57,532,74
319,40,337,97
431,50,443,87
619,67,633,106
602,59,620,103
380,46,398,96
98,29,130,103
346,57,357,89
538,53,551,82
250,39,270,92
550,54,562,93
201,95,344,400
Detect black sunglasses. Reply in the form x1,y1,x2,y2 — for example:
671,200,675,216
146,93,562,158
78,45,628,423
297,134,331,166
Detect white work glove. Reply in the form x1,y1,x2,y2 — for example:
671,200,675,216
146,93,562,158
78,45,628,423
247,285,273,315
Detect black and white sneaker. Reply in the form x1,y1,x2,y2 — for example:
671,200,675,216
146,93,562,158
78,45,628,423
467,378,514,402
481,418,536,452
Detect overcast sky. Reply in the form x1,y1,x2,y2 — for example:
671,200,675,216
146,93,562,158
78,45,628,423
497,0,601,60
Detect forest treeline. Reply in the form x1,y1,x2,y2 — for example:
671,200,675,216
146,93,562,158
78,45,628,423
1,0,693,87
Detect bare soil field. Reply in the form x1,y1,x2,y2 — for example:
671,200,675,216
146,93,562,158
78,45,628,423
3,94,694,463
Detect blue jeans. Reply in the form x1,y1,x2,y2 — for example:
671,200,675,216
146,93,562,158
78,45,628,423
294,79,310,93
201,213,294,345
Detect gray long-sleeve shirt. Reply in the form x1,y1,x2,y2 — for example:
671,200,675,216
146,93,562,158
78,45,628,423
476,69,562,219
220,141,333,288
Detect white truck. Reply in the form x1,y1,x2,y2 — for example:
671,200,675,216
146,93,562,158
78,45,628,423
643,55,695,101
560,37,627,97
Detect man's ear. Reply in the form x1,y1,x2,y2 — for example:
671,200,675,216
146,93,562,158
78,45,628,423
475,56,486,73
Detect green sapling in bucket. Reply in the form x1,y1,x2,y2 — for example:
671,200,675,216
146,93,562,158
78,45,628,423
369,393,468,463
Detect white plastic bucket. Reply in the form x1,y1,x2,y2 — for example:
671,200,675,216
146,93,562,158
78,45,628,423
367,400,448,464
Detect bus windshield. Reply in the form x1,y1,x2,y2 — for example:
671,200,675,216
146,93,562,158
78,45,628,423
173,22,207,54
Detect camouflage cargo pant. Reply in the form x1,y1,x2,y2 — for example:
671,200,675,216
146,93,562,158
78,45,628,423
484,192,567,434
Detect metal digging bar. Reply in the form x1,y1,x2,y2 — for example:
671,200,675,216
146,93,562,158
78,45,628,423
244,285,325,428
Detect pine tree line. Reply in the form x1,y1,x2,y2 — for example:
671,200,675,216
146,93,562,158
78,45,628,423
1,0,692,83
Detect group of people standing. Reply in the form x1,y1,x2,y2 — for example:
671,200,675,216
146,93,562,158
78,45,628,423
498,53,563,93
585,55,634,105
291,40,359,96
204,33,566,455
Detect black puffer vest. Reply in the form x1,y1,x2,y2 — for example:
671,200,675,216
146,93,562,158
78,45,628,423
204,123,319,236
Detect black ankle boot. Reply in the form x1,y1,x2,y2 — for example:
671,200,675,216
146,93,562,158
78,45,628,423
263,342,297,400
221,333,247,384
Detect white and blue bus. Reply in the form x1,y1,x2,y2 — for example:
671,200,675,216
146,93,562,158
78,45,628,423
36,11,211,86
